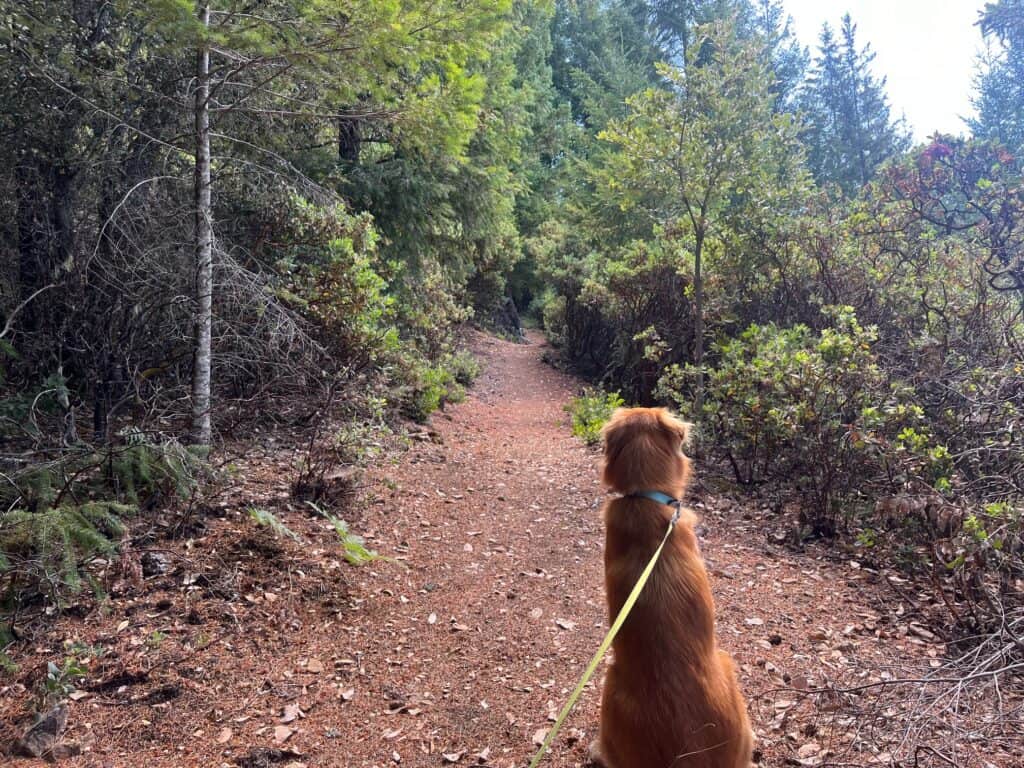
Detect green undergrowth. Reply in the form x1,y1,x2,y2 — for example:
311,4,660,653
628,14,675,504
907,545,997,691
247,502,388,566
566,389,625,445
1,439,202,613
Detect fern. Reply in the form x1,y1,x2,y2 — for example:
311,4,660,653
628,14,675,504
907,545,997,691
1,502,131,602
306,502,387,565
247,507,301,541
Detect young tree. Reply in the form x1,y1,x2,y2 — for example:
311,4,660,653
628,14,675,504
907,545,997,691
800,15,910,196
600,21,807,408
192,2,213,445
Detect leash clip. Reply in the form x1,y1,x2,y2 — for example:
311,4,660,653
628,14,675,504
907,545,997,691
669,500,683,528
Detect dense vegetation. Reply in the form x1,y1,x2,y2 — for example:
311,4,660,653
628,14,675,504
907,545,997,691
2,0,1022,653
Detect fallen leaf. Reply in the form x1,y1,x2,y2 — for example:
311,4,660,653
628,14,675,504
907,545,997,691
306,658,325,674
428,613,437,625
532,728,548,746
339,688,355,702
745,617,764,626
798,742,821,758
281,703,302,724
442,749,466,763
274,725,294,743
216,727,233,744
555,619,575,631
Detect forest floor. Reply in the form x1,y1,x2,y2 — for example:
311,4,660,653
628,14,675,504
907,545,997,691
2,332,1019,768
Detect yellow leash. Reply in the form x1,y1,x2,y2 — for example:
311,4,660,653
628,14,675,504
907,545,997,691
527,503,680,768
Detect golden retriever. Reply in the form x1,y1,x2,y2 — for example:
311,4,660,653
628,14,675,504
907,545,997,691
591,407,752,768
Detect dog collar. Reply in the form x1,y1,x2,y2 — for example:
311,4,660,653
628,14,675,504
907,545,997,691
628,490,680,507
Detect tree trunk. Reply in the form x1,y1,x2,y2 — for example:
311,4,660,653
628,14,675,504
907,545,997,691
693,227,705,414
50,164,76,272
338,117,361,163
15,165,44,333
191,1,213,445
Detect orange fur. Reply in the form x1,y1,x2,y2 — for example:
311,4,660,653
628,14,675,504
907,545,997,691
593,407,753,768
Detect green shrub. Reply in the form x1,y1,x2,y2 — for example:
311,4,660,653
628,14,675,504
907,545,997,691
400,350,480,422
446,350,481,387
943,501,1024,600
659,307,944,535
402,364,458,422
566,389,625,446
538,290,566,346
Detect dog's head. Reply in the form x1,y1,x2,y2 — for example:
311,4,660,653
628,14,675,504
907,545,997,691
601,407,692,495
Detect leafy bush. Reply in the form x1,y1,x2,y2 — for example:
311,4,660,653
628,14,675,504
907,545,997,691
659,308,946,535
401,364,460,422
566,389,625,445
274,196,400,368
541,239,694,402
399,350,480,422
942,501,1024,608
446,350,482,387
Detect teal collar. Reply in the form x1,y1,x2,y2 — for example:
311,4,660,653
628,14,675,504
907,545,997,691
629,490,681,508
627,490,683,525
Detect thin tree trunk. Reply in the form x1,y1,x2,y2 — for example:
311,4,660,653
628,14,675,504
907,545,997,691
693,227,705,415
191,1,213,445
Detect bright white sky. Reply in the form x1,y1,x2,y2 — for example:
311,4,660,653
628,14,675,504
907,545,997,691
783,0,989,142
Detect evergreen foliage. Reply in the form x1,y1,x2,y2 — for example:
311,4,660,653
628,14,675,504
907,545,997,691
972,0,1024,153
799,15,911,195
1,439,200,606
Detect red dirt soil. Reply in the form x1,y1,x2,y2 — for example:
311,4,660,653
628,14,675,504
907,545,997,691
2,332,1019,767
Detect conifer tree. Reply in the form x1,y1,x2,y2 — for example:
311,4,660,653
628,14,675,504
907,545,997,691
751,0,807,112
800,14,910,196
971,0,1024,153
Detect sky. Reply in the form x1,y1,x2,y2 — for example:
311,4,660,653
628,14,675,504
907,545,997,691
782,0,989,142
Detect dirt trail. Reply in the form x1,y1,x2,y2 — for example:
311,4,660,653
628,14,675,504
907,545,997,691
5,332,979,767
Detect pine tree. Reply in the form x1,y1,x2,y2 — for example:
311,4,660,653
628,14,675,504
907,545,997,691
971,0,1024,153
800,14,911,196
624,0,755,63
751,0,807,112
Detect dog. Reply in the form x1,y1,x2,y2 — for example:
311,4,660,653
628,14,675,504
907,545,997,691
590,407,752,768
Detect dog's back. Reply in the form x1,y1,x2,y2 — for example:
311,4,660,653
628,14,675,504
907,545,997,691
599,496,751,768
595,408,752,768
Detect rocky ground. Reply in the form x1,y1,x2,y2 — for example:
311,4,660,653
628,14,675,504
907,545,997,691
1,332,1020,767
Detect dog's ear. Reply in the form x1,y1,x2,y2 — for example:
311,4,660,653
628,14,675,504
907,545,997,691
601,408,634,489
601,407,629,459
656,409,692,449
